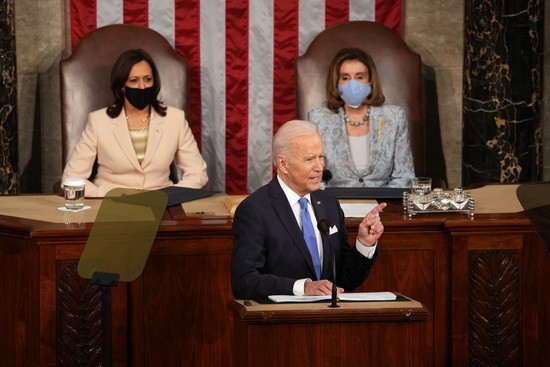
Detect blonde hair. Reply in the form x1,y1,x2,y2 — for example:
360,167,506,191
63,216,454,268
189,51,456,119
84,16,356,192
272,120,318,166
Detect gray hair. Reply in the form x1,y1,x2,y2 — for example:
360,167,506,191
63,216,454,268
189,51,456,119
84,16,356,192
272,120,319,165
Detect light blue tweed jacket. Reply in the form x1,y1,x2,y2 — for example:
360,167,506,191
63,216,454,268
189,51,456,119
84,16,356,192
308,105,415,188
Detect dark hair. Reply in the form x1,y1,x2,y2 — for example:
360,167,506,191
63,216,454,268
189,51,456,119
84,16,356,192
325,47,385,113
106,48,167,118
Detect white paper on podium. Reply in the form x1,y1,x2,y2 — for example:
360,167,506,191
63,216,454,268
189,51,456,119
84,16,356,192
268,291,397,303
339,203,379,218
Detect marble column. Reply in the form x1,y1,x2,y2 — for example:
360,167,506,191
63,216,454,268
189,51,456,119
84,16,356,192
463,0,544,186
0,0,19,194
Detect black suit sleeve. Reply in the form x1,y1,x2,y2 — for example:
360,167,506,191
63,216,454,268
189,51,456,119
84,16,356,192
230,199,297,299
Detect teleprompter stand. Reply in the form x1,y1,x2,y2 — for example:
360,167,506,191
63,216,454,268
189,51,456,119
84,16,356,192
91,271,120,366
77,189,168,367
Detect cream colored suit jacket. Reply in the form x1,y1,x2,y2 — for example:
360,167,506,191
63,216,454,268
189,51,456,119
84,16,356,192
62,106,208,197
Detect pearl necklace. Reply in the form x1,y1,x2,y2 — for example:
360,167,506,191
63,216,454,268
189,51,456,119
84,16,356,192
125,114,150,123
344,106,370,127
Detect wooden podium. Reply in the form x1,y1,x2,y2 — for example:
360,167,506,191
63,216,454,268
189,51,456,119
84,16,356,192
228,296,432,367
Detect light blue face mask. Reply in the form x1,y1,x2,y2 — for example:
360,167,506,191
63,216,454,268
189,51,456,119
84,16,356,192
338,80,372,108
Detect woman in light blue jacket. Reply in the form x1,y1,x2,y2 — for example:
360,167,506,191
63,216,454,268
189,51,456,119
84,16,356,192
308,48,414,188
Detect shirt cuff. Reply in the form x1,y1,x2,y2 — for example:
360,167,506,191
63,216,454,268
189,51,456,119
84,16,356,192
293,278,311,296
355,239,377,259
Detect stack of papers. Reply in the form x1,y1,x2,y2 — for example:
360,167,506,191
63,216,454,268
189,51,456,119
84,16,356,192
268,291,396,303
339,203,379,218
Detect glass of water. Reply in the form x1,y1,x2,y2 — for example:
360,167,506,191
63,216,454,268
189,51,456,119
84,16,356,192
63,177,86,210
411,177,432,196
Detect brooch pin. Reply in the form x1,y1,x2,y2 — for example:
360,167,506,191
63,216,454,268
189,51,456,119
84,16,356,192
377,119,385,140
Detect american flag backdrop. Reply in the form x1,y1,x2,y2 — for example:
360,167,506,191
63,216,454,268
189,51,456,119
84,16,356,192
69,0,402,194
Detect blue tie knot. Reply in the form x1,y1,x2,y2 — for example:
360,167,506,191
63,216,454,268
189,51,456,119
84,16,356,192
299,197,308,210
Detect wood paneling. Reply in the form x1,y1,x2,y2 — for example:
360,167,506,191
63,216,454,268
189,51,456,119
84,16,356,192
0,198,548,366
229,299,432,367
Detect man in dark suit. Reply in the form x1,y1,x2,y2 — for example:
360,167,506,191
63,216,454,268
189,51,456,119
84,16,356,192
231,120,386,299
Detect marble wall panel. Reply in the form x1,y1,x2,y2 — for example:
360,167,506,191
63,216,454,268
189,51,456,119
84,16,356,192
16,72,40,191
0,0,18,194
403,0,464,188
434,68,464,187
14,0,65,193
544,2,550,181
463,0,544,185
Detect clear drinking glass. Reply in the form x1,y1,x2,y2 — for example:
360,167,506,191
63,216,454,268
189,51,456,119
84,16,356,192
63,177,86,210
411,177,432,196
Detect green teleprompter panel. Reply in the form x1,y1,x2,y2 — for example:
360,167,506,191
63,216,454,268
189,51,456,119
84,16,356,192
78,188,168,282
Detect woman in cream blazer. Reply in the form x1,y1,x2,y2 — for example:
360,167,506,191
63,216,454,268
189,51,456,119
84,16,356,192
62,49,208,197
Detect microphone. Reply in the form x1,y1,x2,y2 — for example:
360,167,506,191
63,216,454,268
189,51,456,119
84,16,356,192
322,169,333,183
317,219,339,308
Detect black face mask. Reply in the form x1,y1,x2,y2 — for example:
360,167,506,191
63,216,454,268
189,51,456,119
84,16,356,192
124,86,155,110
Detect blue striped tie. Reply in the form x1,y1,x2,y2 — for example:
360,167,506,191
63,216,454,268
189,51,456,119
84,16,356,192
299,197,321,280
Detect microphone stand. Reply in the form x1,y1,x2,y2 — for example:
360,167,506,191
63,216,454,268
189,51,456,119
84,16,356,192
329,246,339,308
317,219,339,308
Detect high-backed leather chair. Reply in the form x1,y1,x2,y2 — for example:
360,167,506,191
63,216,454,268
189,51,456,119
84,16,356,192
296,21,431,181
60,24,189,172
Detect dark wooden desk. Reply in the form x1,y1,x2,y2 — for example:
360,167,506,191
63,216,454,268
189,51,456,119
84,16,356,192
0,194,548,366
228,297,431,367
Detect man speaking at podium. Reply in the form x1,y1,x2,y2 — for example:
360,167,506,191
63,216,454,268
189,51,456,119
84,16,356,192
230,120,386,299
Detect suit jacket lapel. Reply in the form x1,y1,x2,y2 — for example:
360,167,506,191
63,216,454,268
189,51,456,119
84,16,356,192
335,109,363,177
268,178,318,279
141,110,164,168
112,114,143,172
367,106,382,170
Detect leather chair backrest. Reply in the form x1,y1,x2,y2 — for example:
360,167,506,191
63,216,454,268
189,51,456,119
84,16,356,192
60,24,189,167
295,21,425,176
